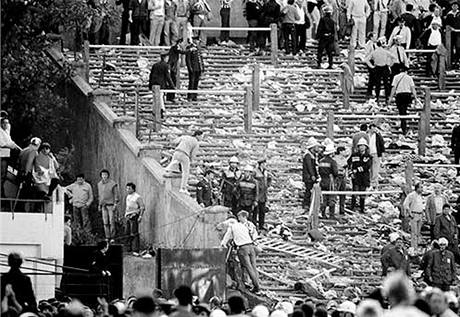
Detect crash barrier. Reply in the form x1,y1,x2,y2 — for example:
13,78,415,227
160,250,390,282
406,49,446,90
154,86,252,133
252,67,349,110
190,24,278,64
446,26,460,69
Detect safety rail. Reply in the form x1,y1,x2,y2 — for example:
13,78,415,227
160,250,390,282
0,198,53,220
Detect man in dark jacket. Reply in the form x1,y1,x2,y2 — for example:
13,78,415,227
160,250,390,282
420,240,440,283
185,37,205,101
254,158,272,230
18,137,41,201
316,6,337,69
381,236,411,276
1,253,37,312
167,39,185,102
348,138,372,213
246,0,262,52
149,52,174,91
368,123,385,188
237,164,259,223
401,4,421,48
425,237,456,291
434,204,460,262
318,144,338,218
128,0,149,45
116,0,131,45
196,169,215,207
260,0,281,51
221,156,241,214
302,137,320,211
446,1,460,66
451,124,460,165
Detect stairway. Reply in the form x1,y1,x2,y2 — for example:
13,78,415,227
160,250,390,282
68,42,460,301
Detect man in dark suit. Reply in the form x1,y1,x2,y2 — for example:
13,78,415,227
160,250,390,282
316,6,337,69
434,204,460,263
167,39,185,102
196,170,215,207
116,0,131,45
129,0,149,45
185,36,205,101
1,253,37,312
148,52,175,91
451,124,460,165
401,4,421,48
302,137,320,211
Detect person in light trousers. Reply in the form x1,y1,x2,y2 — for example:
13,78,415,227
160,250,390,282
403,183,425,249
347,0,370,49
373,0,389,38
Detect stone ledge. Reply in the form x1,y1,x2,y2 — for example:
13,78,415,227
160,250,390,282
93,88,115,107
138,143,163,160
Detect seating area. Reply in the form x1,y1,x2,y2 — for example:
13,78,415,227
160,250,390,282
72,41,460,301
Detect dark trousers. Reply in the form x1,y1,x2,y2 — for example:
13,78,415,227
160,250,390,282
303,180,314,210
120,12,130,45
320,192,336,217
366,66,376,97
396,92,412,135
220,8,230,41
223,193,239,215
187,71,201,100
126,215,139,252
454,148,460,165
351,182,366,213
374,65,390,101
336,176,346,214
282,23,297,54
167,64,179,101
432,283,451,291
130,17,148,45
89,20,110,45
73,206,91,232
248,19,259,51
448,240,460,264
254,202,266,230
296,23,306,52
426,45,437,75
317,39,334,67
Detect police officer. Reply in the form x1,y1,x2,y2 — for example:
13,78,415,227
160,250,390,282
237,164,259,223
221,156,241,213
302,137,320,211
316,5,337,69
319,143,338,219
347,138,372,213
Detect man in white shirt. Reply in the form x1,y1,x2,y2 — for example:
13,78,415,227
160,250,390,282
149,0,165,45
347,0,370,49
373,0,389,38
388,17,411,49
403,183,425,249
220,210,261,294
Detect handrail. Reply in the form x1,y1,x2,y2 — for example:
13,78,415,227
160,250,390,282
160,89,245,95
190,26,271,31
413,163,460,168
0,198,49,203
322,190,402,195
266,67,343,74
431,92,460,97
89,44,170,50
335,114,419,119
405,49,436,53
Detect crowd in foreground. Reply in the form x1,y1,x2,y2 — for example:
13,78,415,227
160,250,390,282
2,250,460,317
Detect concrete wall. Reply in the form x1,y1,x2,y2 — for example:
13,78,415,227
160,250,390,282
0,190,65,300
123,255,158,298
47,48,227,250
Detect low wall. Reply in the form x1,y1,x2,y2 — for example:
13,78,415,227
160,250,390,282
47,48,227,249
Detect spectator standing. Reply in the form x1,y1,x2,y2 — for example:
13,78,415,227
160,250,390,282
367,123,385,188
302,137,320,210
246,0,262,53
381,232,401,256
425,237,456,291
418,20,443,76
347,138,371,214
32,142,60,200
167,39,185,102
364,32,377,99
97,169,119,240
446,1,460,66
220,210,261,294
221,156,241,214
389,66,419,135
254,158,272,231
425,184,448,239
334,146,348,215
185,37,205,101
403,183,424,249
149,52,175,90
237,164,259,221
18,137,41,198
220,0,233,43
116,0,131,44
129,0,149,45
164,0,178,45
64,215,72,246
318,143,338,219
365,37,393,105
389,35,409,78
0,253,37,313
260,0,281,49
434,204,460,262
65,174,94,232
125,182,145,253
316,6,337,69
295,0,308,54
176,0,190,44
451,124,460,165
165,130,203,194
196,169,215,207
189,0,211,45
347,0,371,49
388,18,411,49
282,0,301,55
148,0,165,46
373,0,389,38
401,4,421,48
170,286,194,317
381,235,410,276
0,118,21,151
420,240,439,283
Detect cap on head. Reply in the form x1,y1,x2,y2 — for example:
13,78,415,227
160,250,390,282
438,237,448,246
30,137,42,147
323,5,333,12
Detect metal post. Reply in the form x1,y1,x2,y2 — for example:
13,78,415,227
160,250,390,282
244,86,253,133
252,63,260,111
348,44,355,75
326,111,334,140
153,85,162,132
83,40,90,82
418,110,427,156
123,91,127,116
424,87,431,136
98,54,106,87
404,159,414,191
135,85,140,139
270,24,278,65
340,72,350,109
446,26,452,70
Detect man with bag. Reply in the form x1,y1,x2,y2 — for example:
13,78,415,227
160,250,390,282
389,65,419,135
220,210,261,294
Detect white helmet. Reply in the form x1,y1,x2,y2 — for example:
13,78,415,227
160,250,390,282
229,156,239,164
357,138,368,147
243,164,254,172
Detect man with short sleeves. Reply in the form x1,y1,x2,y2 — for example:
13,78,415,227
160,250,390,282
65,174,94,232
347,0,370,49
125,182,145,252
403,183,424,249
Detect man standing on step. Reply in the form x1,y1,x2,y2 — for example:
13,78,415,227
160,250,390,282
185,36,204,102
196,169,216,207
254,158,272,230
65,174,94,233
148,0,165,46
334,146,349,215
381,234,410,276
129,0,149,45
220,210,261,294
167,39,185,102
165,130,203,194
116,0,131,45
425,237,456,291
434,204,460,263
125,182,145,253
237,165,259,223
403,182,424,249
347,0,370,49
97,169,120,240
365,37,393,105
221,156,242,214
451,123,460,166
149,52,174,91
318,143,338,219
347,138,371,214
316,6,337,69
303,137,320,211
367,123,385,189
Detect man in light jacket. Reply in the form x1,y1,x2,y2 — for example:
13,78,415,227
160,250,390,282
347,0,370,49
425,184,448,239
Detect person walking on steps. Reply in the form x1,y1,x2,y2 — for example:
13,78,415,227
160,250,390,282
165,130,203,194
316,5,337,69
319,143,339,219
302,137,321,211
185,36,205,101
347,138,371,214
434,204,460,263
